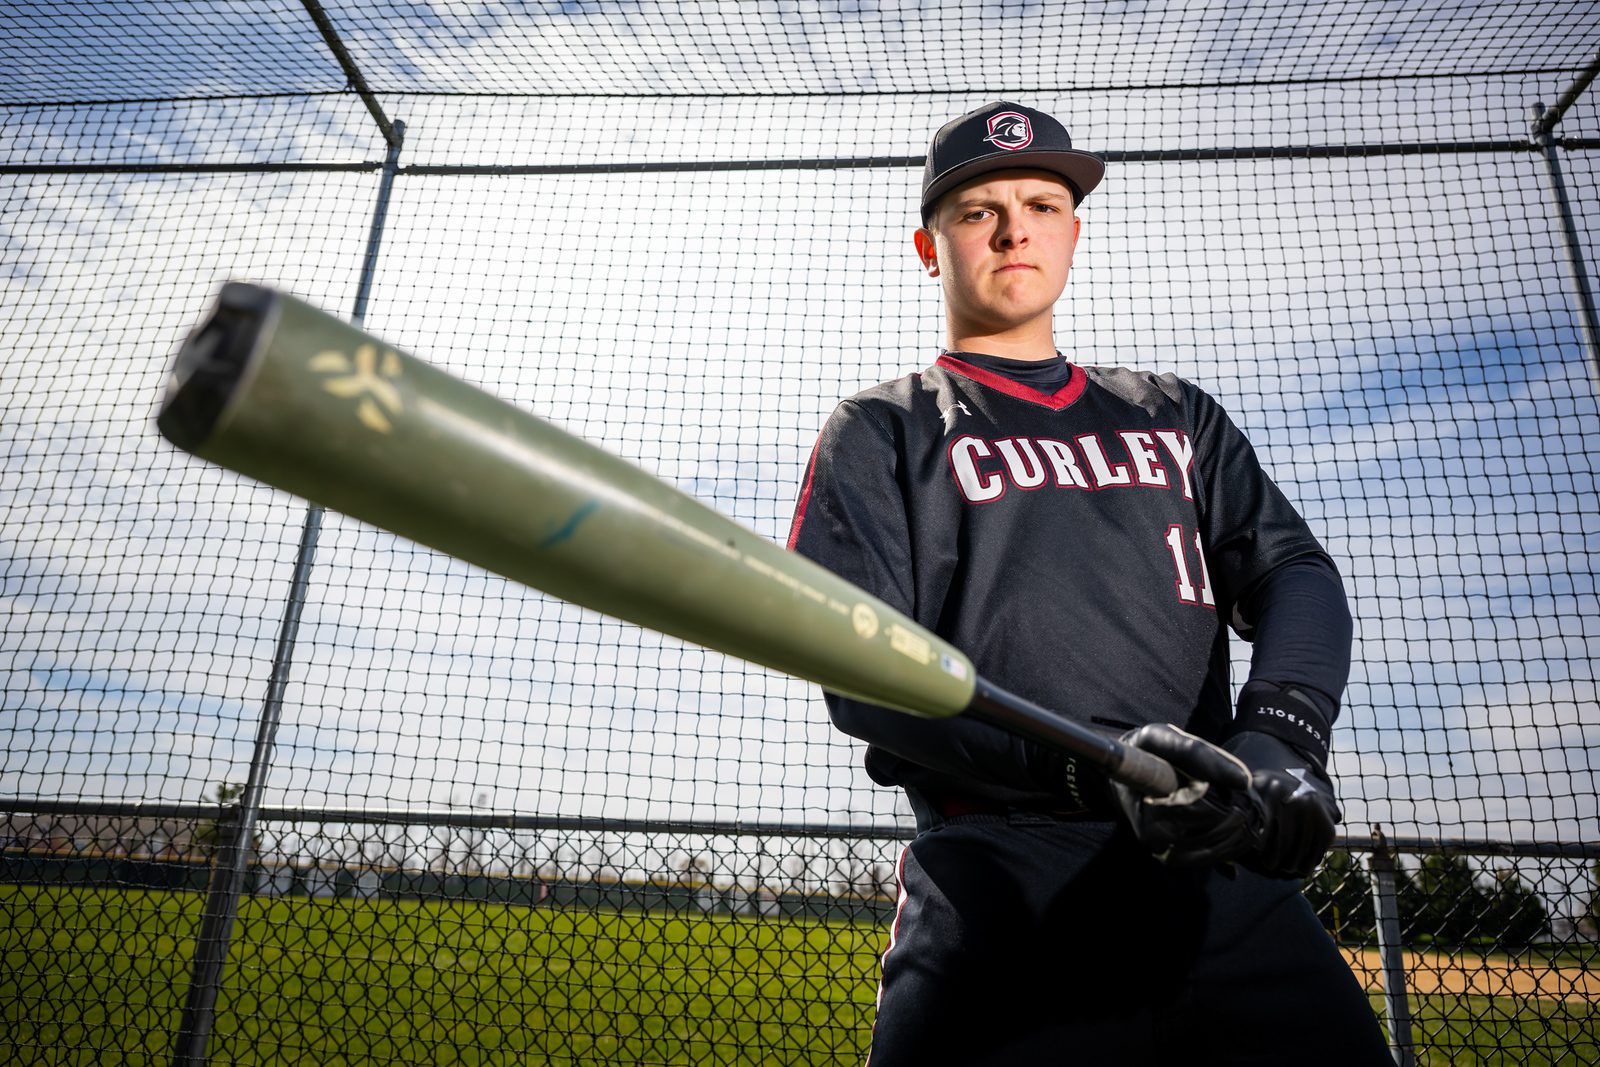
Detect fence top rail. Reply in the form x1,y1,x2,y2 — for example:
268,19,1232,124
4,799,1596,859
5,139,1599,180
3,60,1594,110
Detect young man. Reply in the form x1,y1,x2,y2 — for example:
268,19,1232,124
788,102,1391,1063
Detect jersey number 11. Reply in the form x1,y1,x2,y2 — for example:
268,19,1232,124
1164,524,1215,608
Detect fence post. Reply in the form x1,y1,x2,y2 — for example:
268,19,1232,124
167,14,405,1061
1368,828,1414,1067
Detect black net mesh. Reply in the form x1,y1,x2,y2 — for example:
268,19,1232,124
3,2,1598,1064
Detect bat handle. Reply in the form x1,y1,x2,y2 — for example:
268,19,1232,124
966,678,1181,798
1108,743,1181,797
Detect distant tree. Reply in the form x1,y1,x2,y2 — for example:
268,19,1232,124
676,853,712,886
1586,861,1600,938
1397,853,1550,948
583,841,620,883
194,782,247,862
515,836,538,879
781,848,810,892
1304,849,1374,942
1403,853,1489,945
868,862,896,901
1482,867,1549,947
553,842,578,880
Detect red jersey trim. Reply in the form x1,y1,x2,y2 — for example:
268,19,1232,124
786,433,823,550
935,353,1088,410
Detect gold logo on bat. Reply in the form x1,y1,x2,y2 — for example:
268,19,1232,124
887,624,932,664
309,344,402,433
851,603,879,639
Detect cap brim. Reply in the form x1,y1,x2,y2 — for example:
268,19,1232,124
922,150,1106,221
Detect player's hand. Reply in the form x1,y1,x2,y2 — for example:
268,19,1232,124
1111,723,1265,868
1223,732,1341,880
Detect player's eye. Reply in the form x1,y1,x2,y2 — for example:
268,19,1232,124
962,209,993,222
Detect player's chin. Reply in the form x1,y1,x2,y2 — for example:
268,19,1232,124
993,272,1060,302
981,288,1057,328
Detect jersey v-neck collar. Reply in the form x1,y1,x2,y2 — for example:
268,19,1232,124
935,353,1088,411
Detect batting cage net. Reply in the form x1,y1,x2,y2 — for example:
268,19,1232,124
2,2,1598,1064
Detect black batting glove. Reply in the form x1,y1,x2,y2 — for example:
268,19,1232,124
1111,723,1265,869
1226,682,1342,880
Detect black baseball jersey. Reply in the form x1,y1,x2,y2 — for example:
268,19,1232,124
788,354,1339,808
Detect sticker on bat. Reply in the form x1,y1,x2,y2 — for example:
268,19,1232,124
309,344,403,433
887,624,932,664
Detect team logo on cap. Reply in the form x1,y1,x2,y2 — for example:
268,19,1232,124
984,112,1033,151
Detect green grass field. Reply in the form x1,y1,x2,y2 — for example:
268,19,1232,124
1,885,879,1065
2,885,1594,1065
1404,994,1600,1067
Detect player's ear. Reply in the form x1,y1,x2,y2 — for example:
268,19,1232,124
913,227,939,277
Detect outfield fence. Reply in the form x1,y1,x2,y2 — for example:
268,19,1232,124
4,2,1599,1064
2,802,1598,1065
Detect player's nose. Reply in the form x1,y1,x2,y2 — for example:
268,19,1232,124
993,209,1030,249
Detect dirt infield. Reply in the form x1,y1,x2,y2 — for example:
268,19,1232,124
1343,948,1598,1003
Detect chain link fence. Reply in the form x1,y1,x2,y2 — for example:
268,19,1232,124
3,809,1597,1064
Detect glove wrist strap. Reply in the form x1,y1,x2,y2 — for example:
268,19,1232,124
1232,684,1332,768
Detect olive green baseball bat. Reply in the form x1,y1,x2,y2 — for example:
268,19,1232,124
156,283,1180,797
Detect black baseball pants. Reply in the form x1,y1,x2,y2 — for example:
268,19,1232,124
866,810,1394,1066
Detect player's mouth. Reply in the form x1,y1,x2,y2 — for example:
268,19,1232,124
994,262,1034,273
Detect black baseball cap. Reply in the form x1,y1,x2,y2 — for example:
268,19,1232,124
921,101,1105,225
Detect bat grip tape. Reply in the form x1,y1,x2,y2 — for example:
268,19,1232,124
1108,744,1182,797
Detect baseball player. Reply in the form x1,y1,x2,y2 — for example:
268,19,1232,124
788,102,1392,1063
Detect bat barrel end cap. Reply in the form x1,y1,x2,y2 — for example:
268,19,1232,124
156,283,278,452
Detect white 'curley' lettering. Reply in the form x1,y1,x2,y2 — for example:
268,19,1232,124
993,438,1047,489
1075,433,1132,488
1119,431,1169,488
1154,431,1195,500
949,435,1004,502
1036,439,1090,489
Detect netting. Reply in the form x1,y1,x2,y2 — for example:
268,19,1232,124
2,2,1598,1064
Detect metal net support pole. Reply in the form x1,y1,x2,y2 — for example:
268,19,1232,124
1528,50,1600,400
168,508,325,1067
1368,831,1415,1067
166,29,406,1067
